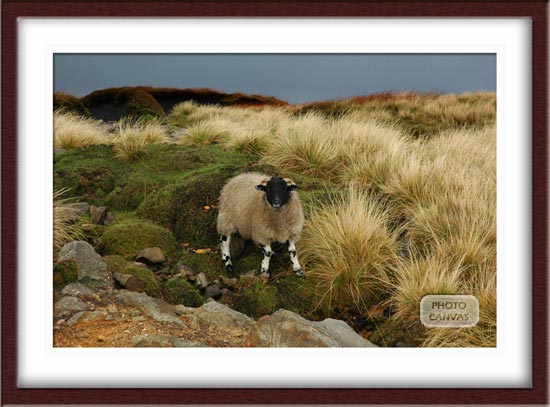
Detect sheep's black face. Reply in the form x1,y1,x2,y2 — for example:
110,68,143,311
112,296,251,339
256,177,298,209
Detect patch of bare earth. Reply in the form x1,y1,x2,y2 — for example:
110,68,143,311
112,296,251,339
53,304,249,348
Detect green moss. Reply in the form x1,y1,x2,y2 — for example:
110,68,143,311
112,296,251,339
105,173,166,211
273,274,323,319
53,259,79,285
53,145,129,204
136,183,178,227
175,250,224,281
103,254,128,274
230,275,281,319
161,276,205,306
125,264,161,297
98,221,177,260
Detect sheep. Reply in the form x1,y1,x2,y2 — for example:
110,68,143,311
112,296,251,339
217,172,305,277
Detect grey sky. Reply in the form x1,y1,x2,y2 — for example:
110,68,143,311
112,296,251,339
54,54,496,104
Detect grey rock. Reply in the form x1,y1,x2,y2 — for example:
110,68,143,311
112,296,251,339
66,202,90,216
112,272,146,292
246,309,376,348
66,311,84,326
54,148,66,154
89,205,115,226
189,301,255,332
179,265,195,277
58,241,112,287
204,284,221,299
135,247,165,264
115,290,185,327
54,296,87,318
313,318,377,348
61,282,97,299
220,288,231,296
79,310,109,323
132,334,205,348
175,304,194,315
195,272,209,289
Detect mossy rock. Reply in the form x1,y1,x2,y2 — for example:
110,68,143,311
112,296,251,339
105,173,166,211
98,222,177,261
105,254,162,297
103,254,129,274
136,183,179,227
53,145,129,204
161,276,205,306
229,275,281,319
124,264,161,297
53,259,79,286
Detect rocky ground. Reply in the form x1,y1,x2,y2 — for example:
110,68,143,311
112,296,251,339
54,240,376,348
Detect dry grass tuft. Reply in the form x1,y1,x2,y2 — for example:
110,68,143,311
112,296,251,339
53,189,83,251
54,111,108,149
113,119,169,161
299,186,399,312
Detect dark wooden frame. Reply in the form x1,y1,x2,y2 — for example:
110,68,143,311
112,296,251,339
2,1,547,405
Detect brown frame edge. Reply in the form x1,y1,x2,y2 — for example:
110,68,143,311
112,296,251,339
1,1,547,405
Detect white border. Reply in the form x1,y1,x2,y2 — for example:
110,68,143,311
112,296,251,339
18,18,531,388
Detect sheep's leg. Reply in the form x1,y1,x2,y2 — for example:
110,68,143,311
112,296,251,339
259,244,272,277
220,235,233,272
288,241,305,277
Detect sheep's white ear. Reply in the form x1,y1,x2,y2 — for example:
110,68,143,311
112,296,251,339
284,178,299,191
256,178,269,191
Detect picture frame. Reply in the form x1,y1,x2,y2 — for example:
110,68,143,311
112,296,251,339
2,0,547,405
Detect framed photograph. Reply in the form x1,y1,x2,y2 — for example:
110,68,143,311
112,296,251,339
2,0,547,405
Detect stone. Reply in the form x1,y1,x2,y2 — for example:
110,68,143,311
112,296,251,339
112,272,146,293
135,247,166,264
132,334,205,348
66,202,90,216
79,310,109,323
61,282,97,299
175,304,194,315
189,301,255,332
246,310,376,348
54,296,87,318
313,318,377,348
89,205,116,226
115,290,185,327
179,265,195,277
204,284,221,299
195,272,209,289
58,241,112,287
66,311,84,326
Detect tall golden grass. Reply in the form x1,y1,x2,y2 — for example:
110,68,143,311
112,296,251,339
113,119,169,161
167,92,496,347
53,189,83,251
54,111,109,149
299,186,399,312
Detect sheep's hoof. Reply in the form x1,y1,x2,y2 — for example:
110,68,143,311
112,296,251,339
294,269,305,278
259,271,270,279
225,264,233,273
